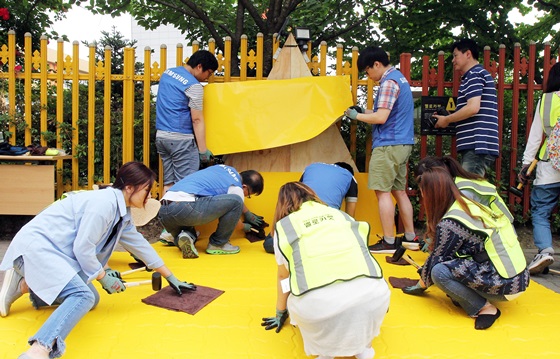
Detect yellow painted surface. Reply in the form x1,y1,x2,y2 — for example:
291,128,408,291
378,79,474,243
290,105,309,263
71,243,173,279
1,173,559,358
203,76,353,155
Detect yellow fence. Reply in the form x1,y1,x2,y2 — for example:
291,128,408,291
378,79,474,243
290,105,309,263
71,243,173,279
0,30,370,195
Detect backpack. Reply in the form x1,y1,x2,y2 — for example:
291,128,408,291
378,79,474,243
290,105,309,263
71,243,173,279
0,142,30,156
546,117,560,171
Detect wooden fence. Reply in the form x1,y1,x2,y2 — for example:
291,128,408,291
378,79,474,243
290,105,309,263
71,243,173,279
0,30,559,214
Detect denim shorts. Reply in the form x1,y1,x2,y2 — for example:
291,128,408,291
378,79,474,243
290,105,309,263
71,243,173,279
368,144,412,192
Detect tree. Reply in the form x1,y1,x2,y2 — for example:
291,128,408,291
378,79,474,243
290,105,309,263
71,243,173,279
70,0,558,78
0,0,72,51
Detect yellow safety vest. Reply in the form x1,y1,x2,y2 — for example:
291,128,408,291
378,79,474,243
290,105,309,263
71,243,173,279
276,201,383,296
454,177,513,223
443,199,526,279
538,92,560,160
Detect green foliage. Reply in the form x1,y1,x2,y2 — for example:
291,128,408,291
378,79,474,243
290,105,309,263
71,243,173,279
0,0,72,51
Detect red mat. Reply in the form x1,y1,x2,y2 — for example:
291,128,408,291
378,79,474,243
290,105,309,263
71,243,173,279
142,285,224,315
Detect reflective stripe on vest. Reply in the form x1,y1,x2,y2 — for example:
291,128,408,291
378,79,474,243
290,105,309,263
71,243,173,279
277,201,382,296
538,93,560,160
444,200,526,278
454,178,513,223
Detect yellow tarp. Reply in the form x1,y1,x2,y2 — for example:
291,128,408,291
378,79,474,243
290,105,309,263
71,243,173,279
203,76,353,155
2,172,560,358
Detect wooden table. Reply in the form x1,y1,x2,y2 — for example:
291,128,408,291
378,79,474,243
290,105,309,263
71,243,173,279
0,154,72,215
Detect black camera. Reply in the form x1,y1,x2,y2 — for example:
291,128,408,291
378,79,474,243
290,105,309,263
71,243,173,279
427,107,449,127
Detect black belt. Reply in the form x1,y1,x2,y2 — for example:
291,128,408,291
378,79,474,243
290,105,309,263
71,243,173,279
161,199,175,206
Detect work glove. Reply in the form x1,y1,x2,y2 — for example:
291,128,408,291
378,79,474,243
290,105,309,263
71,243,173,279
261,309,289,333
402,282,427,295
345,106,362,120
243,223,254,233
165,274,197,296
199,149,213,163
98,274,126,294
105,267,122,279
517,163,532,185
419,237,432,253
244,210,264,227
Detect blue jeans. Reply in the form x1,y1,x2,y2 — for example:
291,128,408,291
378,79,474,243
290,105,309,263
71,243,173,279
430,263,508,317
158,195,243,247
530,183,560,253
459,150,496,177
28,273,99,358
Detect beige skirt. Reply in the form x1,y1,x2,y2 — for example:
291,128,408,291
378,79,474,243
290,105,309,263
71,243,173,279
287,277,390,357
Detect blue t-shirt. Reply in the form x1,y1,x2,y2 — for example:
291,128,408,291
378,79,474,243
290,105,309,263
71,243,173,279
155,66,198,134
300,163,357,209
455,64,499,156
168,165,242,196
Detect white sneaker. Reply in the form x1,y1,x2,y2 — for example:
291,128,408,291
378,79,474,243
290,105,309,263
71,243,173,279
0,268,24,317
528,252,554,275
159,229,175,246
177,231,199,259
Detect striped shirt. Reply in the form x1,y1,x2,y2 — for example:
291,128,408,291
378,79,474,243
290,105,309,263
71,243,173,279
455,64,499,156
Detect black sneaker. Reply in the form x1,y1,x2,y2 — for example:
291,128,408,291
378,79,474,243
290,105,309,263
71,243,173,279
397,234,420,251
368,237,397,254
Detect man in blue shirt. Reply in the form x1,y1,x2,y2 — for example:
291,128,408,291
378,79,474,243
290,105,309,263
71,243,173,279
300,162,358,217
158,165,264,258
156,50,219,193
433,38,499,177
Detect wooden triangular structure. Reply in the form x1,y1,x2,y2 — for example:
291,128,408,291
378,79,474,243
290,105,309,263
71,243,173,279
224,33,357,173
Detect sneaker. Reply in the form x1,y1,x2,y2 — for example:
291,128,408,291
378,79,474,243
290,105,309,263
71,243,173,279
159,229,175,246
206,242,240,255
177,231,199,259
396,233,420,251
0,268,24,317
528,252,555,275
368,237,397,254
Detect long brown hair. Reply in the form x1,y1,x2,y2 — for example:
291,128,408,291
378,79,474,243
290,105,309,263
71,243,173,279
416,155,482,181
418,167,474,244
273,182,324,225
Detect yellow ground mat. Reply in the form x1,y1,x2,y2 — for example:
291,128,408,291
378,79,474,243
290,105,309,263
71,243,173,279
1,172,560,358
1,243,559,358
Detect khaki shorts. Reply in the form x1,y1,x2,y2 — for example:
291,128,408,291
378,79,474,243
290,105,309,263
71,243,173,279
368,145,413,192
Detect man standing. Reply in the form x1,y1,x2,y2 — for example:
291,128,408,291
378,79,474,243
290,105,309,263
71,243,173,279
156,50,219,193
158,165,264,258
433,38,499,177
345,46,418,253
156,50,218,245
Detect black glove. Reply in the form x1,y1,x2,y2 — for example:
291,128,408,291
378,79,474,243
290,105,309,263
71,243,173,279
165,274,197,295
261,309,289,333
518,163,532,185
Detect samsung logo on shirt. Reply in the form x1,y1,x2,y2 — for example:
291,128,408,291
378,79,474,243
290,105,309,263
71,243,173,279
164,69,190,85
219,165,240,183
